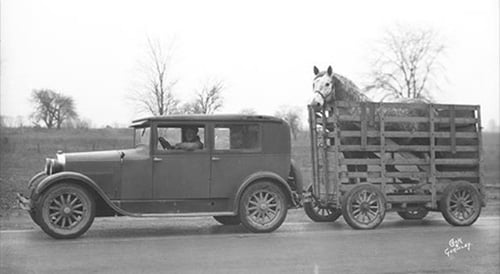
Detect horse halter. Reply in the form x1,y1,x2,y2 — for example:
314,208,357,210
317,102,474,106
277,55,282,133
314,77,335,106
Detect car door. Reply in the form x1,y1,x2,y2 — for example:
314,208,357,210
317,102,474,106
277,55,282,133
152,123,210,199
210,123,262,201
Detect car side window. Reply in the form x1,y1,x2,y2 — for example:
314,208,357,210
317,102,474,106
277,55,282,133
214,124,260,151
157,125,205,152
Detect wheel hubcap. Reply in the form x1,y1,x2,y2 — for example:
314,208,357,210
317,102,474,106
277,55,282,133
449,189,475,221
246,190,280,226
48,193,85,229
352,190,380,224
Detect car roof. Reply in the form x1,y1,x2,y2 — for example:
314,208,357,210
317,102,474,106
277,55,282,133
130,114,285,127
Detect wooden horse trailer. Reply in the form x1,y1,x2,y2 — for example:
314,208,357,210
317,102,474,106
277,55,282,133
304,101,486,229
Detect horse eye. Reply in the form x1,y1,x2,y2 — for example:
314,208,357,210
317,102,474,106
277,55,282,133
325,83,330,87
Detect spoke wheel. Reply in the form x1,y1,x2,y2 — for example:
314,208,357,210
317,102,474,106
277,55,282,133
304,185,341,222
37,183,95,239
342,184,386,229
213,215,241,225
239,181,287,233
397,208,429,220
440,181,481,226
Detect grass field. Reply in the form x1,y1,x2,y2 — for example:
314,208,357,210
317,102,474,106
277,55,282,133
1,127,498,216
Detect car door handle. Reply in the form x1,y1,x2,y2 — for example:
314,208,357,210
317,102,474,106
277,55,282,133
153,157,163,162
211,157,220,161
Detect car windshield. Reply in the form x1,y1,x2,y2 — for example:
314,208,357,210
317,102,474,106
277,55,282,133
134,127,151,147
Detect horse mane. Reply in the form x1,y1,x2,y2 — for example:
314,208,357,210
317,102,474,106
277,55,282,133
330,73,370,102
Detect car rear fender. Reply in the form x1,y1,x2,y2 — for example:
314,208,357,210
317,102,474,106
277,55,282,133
234,171,295,213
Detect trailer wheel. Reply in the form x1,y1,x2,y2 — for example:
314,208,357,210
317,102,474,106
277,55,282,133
440,181,481,226
342,184,386,229
239,181,287,233
213,215,241,225
37,183,95,239
397,208,429,220
304,186,341,222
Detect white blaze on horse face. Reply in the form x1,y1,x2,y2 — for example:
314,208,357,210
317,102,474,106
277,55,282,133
312,73,333,105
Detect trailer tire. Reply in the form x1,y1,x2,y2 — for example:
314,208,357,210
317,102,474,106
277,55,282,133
440,181,481,226
397,208,429,220
342,184,386,229
304,187,341,222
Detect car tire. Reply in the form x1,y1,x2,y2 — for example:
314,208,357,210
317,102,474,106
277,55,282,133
37,183,96,239
213,215,241,225
342,184,386,229
239,181,288,233
440,181,481,226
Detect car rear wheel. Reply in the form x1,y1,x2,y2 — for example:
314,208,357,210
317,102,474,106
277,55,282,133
37,183,95,239
239,181,288,233
440,181,481,226
342,184,386,229
213,215,241,225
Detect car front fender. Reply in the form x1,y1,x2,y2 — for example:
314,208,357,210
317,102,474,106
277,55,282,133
32,171,127,213
34,171,104,196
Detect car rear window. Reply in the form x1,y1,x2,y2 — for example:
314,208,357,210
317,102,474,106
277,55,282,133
214,124,260,151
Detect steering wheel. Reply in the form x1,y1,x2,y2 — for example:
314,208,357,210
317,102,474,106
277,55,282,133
158,137,173,150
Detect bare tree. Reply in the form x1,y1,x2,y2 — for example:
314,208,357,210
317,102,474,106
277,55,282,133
184,80,224,114
239,108,257,115
275,106,302,140
365,25,446,101
30,89,78,129
132,37,179,116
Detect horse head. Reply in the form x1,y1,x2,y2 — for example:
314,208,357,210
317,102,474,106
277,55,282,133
312,66,336,106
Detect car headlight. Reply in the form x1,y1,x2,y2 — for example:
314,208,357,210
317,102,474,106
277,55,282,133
45,158,54,175
44,155,65,175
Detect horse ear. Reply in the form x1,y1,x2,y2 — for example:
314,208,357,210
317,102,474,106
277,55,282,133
327,66,333,76
313,66,319,75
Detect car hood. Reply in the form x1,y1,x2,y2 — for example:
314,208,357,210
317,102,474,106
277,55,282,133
64,150,123,163
63,146,148,163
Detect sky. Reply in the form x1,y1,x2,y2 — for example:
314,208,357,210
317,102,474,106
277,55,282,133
1,0,499,129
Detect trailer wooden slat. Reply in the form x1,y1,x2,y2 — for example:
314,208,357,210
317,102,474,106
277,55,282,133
450,105,457,154
436,171,479,177
338,158,478,165
429,104,437,207
334,145,479,152
337,131,478,138
386,195,433,202
435,159,479,165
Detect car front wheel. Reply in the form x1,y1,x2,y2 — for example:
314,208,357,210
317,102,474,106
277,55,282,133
239,181,288,233
37,183,95,239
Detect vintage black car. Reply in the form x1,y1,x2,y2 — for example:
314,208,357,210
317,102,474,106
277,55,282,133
17,115,303,239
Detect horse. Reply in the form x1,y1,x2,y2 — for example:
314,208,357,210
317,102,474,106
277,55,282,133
312,66,369,107
311,66,431,184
